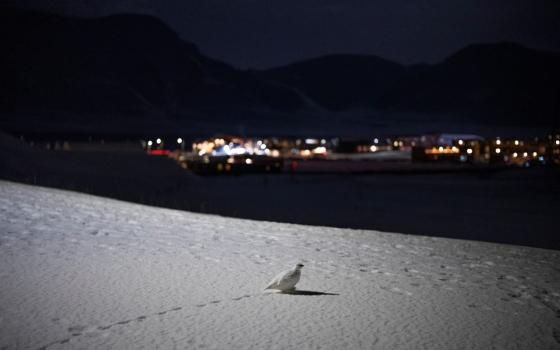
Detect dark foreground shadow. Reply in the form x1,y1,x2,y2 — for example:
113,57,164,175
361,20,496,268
280,290,339,296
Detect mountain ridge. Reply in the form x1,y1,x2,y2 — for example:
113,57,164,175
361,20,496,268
1,7,558,134
262,42,560,127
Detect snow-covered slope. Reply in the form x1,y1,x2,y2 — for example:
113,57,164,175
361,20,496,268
1,180,559,349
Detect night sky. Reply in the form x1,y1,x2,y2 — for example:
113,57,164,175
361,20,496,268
5,0,560,68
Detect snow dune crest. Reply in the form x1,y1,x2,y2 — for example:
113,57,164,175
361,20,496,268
0,180,559,349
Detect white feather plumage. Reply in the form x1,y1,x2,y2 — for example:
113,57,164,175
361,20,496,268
264,264,304,291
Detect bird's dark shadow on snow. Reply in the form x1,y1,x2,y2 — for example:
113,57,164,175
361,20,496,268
279,289,339,296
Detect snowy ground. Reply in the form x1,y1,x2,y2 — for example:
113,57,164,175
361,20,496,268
1,180,559,349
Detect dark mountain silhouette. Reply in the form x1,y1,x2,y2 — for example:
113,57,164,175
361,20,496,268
0,8,202,114
261,55,405,110
263,43,560,127
0,7,305,121
378,43,560,126
1,7,558,134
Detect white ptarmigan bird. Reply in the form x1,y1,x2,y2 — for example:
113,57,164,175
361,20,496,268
264,264,304,292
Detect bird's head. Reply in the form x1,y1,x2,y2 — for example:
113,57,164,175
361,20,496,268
296,263,304,269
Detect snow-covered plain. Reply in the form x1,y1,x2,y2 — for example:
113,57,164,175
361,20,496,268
1,180,559,350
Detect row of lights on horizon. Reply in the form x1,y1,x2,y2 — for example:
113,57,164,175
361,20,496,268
146,138,184,148
145,135,560,155
493,138,560,146
491,136,560,158
493,148,539,156
423,136,555,158
146,136,560,148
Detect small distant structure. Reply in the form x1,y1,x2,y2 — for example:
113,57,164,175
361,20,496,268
143,136,188,155
433,134,485,146
485,136,547,166
186,135,283,174
546,131,560,165
411,133,484,163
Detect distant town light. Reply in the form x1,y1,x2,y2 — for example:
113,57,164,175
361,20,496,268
393,141,399,147
373,138,379,144
177,138,183,144
229,146,246,156
466,148,473,154
305,138,318,145
227,157,235,164
147,140,153,146
556,140,560,145
514,140,519,146
370,145,378,152
495,148,501,154
523,152,528,157
271,150,280,157
312,146,327,155
425,146,460,155
496,139,501,145
245,158,253,165
156,138,162,144
513,152,518,158
458,139,464,145
532,152,538,157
